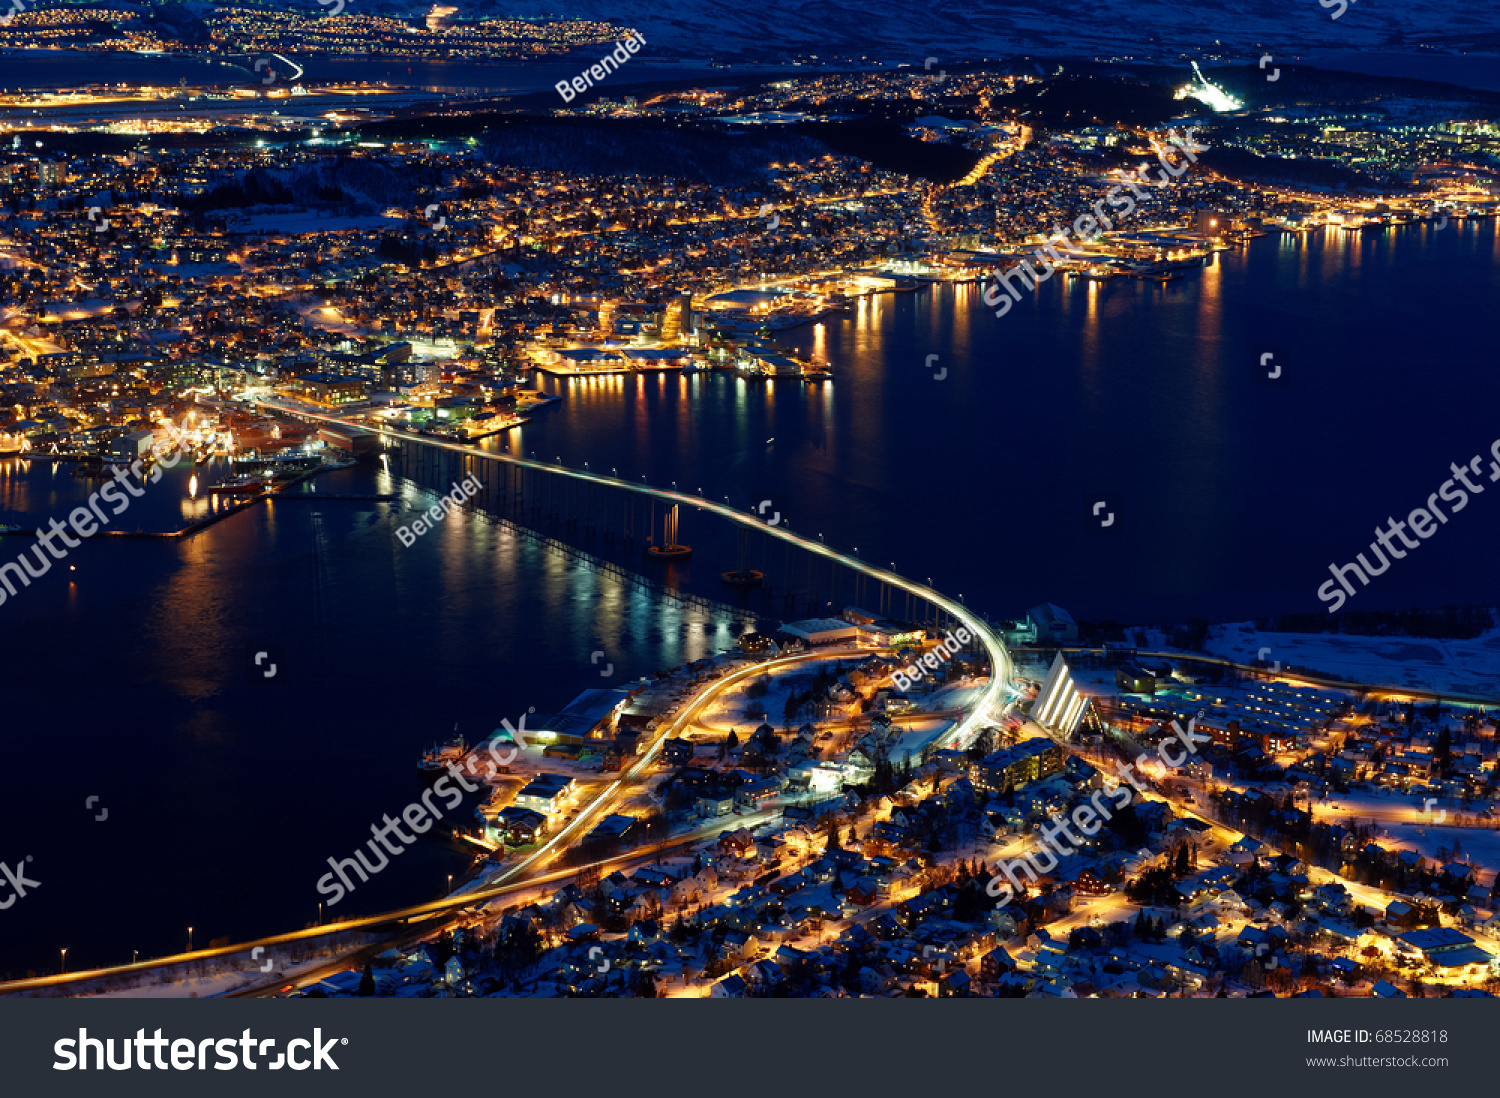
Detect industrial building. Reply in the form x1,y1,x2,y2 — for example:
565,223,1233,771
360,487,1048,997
538,688,634,742
515,773,576,815
779,618,860,646
107,429,155,464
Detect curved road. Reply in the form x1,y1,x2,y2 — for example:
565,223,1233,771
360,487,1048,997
2,498,1008,1002
0,650,827,997
264,399,1014,737
1,398,1012,995
486,646,868,889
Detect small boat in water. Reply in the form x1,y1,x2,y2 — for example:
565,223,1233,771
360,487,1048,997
419,727,469,784
210,474,268,494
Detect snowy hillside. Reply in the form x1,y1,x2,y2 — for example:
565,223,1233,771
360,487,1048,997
331,0,1500,60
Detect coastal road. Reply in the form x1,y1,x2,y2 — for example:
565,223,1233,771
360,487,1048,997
0,648,855,998
228,808,786,999
0,402,1013,997
483,645,866,889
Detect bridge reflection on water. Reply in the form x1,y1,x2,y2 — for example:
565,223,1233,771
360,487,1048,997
0,410,1012,996
394,434,965,630
271,402,1010,733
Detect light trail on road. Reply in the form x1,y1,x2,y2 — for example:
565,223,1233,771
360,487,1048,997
261,400,1014,743
0,402,1014,997
487,647,851,887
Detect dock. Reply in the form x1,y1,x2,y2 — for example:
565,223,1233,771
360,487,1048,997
0,494,264,539
0,464,399,541
461,416,530,441
271,494,400,501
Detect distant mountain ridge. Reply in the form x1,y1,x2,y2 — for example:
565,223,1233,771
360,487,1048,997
287,0,1500,60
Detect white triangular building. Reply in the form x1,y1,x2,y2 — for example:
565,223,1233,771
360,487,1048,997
1032,653,1088,738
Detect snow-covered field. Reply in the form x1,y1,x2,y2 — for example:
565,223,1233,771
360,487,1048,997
693,661,851,736
1365,820,1500,884
1305,789,1500,877
82,955,331,999
1202,621,1500,698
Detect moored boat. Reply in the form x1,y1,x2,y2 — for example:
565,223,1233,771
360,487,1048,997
210,474,269,494
419,729,469,785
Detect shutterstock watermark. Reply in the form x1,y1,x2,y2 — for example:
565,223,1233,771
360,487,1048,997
0,421,186,608
395,474,481,547
54,1029,345,1071
556,33,646,103
0,855,39,909
983,128,1210,319
986,718,1209,907
1317,439,1500,613
316,767,476,906
315,726,522,905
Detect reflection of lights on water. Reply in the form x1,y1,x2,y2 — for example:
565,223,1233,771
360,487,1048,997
188,474,198,498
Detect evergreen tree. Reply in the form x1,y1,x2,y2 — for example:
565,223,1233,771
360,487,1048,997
841,949,862,993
